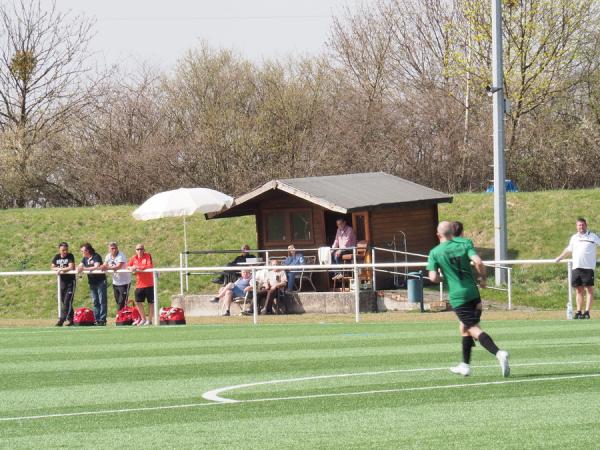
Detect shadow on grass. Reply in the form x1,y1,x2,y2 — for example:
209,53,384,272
510,370,600,379
477,247,519,261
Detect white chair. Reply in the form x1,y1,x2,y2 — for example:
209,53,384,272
296,255,317,291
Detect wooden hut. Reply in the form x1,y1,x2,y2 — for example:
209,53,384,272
208,172,452,289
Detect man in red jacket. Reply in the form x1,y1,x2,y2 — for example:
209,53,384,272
128,244,155,326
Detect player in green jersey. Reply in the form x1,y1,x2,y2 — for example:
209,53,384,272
427,221,509,377
452,221,475,252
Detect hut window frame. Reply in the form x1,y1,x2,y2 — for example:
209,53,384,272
262,208,314,244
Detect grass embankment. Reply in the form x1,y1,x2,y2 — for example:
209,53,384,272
1,189,599,318
440,189,600,309
0,206,256,318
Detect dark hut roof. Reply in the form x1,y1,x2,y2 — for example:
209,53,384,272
209,172,452,218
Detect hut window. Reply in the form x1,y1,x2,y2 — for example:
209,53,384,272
291,210,312,240
266,212,286,241
263,208,314,244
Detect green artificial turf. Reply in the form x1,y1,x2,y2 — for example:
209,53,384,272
1,318,600,448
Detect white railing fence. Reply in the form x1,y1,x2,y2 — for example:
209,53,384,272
0,258,573,326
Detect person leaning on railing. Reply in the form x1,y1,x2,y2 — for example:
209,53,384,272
103,242,131,311
77,243,108,326
128,244,154,326
51,242,76,327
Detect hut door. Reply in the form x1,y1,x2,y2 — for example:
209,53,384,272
352,212,370,243
352,211,371,281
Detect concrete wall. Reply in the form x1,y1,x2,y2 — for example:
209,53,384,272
172,291,377,316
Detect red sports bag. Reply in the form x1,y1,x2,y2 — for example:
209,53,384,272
115,303,141,326
73,307,95,326
159,307,186,325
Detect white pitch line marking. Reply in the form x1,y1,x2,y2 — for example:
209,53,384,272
0,402,217,422
202,360,600,403
238,373,600,404
2,360,599,422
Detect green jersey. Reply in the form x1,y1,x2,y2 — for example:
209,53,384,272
452,236,475,253
427,239,479,308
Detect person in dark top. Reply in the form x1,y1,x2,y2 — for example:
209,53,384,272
51,242,76,327
211,244,256,284
77,242,108,325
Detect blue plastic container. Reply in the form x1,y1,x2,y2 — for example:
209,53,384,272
407,273,423,303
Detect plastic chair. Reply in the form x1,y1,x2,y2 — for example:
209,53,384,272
335,241,369,291
296,255,317,291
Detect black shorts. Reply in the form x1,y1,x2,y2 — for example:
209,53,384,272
453,298,482,329
572,268,594,287
135,287,154,303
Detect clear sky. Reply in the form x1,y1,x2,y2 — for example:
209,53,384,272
53,0,367,69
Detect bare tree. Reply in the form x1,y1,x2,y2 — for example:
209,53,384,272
0,0,95,206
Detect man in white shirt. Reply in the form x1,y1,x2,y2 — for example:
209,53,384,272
243,261,287,315
556,218,600,319
104,242,132,311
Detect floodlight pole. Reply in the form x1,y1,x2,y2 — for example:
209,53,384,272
492,0,508,285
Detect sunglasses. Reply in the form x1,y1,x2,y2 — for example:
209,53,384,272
136,248,144,251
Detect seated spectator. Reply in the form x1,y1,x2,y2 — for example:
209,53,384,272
212,270,252,316
260,260,287,315
241,261,287,315
331,218,356,280
211,244,256,284
283,244,304,291
241,268,269,316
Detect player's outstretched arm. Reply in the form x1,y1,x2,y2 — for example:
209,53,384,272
555,248,571,263
428,270,441,284
470,254,487,288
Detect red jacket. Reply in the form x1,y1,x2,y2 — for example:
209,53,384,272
128,253,154,288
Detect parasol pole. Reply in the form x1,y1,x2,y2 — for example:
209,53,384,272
184,215,189,291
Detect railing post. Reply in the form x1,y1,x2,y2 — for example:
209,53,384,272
419,272,424,313
371,248,377,291
507,267,512,310
153,271,159,326
439,275,443,302
252,267,258,325
265,251,269,263
56,275,61,320
354,263,360,323
184,252,189,292
567,260,573,319
179,253,184,296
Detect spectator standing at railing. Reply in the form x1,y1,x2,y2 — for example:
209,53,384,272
51,242,76,327
427,221,510,378
211,244,256,284
555,217,600,319
77,243,108,326
283,244,304,291
104,242,131,311
331,218,356,280
128,244,155,326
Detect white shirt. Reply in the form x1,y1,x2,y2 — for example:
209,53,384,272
105,251,132,286
567,232,600,269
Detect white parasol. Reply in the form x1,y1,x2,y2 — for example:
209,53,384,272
132,187,233,251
